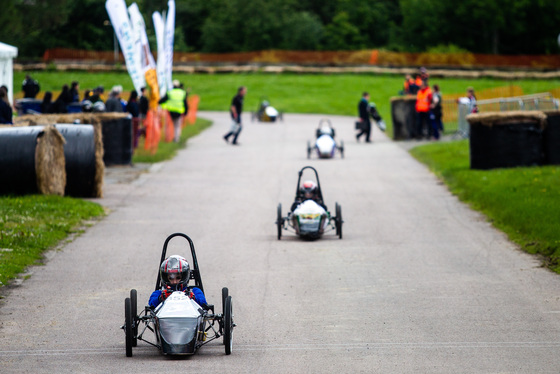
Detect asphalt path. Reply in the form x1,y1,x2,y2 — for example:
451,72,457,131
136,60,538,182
1,112,559,373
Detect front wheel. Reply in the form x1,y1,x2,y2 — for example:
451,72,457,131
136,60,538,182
307,141,311,159
124,298,133,357
224,296,234,355
276,203,283,240
339,140,344,158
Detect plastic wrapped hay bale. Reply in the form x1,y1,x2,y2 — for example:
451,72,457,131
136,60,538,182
390,96,417,140
467,111,546,170
0,126,66,195
543,110,560,165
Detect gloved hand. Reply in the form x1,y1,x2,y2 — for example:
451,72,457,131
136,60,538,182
160,289,172,302
188,291,194,299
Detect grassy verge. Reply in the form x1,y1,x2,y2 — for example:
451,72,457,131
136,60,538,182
410,140,560,273
0,195,105,287
14,71,560,135
132,118,212,163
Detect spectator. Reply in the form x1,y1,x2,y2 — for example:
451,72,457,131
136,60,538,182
466,87,478,113
223,86,247,145
105,86,124,112
139,87,149,119
126,90,139,118
356,92,372,143
0,86,13,124
403,74,417,95
159,80,188,142
415,79,433,139
88,86,105,104
52,84,72,113
22,74,40,99
41,91,54,114
431,84,443,137
69,81,80,103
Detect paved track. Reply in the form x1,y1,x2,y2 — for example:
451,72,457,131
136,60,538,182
1,112,559,373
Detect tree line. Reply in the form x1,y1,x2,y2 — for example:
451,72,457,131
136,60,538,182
1,0,560,59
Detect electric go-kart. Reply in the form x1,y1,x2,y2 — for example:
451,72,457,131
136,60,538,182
251,96,283,122
307,119,344,159
276,166,343,240
122,233,235,357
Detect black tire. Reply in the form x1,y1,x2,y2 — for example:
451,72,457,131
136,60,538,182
335,202,343,239
224,296,233,355
307,141,311,159
125,298,133,357
340,140,344,158
130,289,138,347
222,287,229,317
278,112,283,121
277,203,283,240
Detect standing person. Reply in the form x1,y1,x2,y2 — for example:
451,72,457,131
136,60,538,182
159,80,188,143
22,74,40,99
223,86,247,145
356,92,372,143
0,86,13,124
430,84,443,137
466,87,478,113
41,91,53,114
69,81,80,103
415,80,433,139
105,86,124,113
52,84,72,113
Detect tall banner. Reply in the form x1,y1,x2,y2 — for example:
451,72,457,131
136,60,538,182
105,0,144,93
152,11,167,96
128,3,156,70
164,0,175,92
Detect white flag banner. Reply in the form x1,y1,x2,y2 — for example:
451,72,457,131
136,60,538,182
127,3,146,87
129,3,156,72
153,11,167,95
164,0,175,92
105,0,144,92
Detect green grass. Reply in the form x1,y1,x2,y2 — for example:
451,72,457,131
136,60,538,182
14,71,560,134
410,140,560,273
0,195,105,287
132,118,212,163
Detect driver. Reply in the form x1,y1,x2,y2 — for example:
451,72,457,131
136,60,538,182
149,255,208,309
291,180,326,211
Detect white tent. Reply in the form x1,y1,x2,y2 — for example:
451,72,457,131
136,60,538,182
0,42,18,105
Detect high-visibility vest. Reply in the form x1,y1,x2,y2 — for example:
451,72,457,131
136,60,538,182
161,88,186,114
416,87,432,112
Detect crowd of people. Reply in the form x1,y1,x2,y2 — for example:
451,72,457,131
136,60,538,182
401,67,478,141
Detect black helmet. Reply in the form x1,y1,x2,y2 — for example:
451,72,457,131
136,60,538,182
160,255,190,291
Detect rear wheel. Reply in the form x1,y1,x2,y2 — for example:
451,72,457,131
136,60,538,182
277,203,283,240
222,287,229,318
307,141,311,159
224,296,233,355
130,289,138,347
335,202,343,239
340,140,344,158
124,298,133,357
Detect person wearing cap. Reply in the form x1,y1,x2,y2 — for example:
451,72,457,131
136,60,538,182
159,80,188,142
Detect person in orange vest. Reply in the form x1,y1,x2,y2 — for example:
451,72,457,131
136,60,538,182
403,74,418,95
415,79,433,139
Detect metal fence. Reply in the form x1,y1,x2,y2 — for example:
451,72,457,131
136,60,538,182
455,93,559,138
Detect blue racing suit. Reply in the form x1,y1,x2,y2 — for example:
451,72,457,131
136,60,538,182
149,287,207,309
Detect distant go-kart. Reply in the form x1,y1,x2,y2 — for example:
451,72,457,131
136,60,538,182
307,119,344,159
122,233,235,357
276,166,343,240
251,96,283,122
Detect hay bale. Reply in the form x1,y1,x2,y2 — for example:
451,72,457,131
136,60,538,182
543,110,560,165
54,124,97,197
467,111,546,170
35,125,66,195
390,96,417,140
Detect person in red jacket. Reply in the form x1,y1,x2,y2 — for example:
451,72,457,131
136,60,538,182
415,80,433,139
